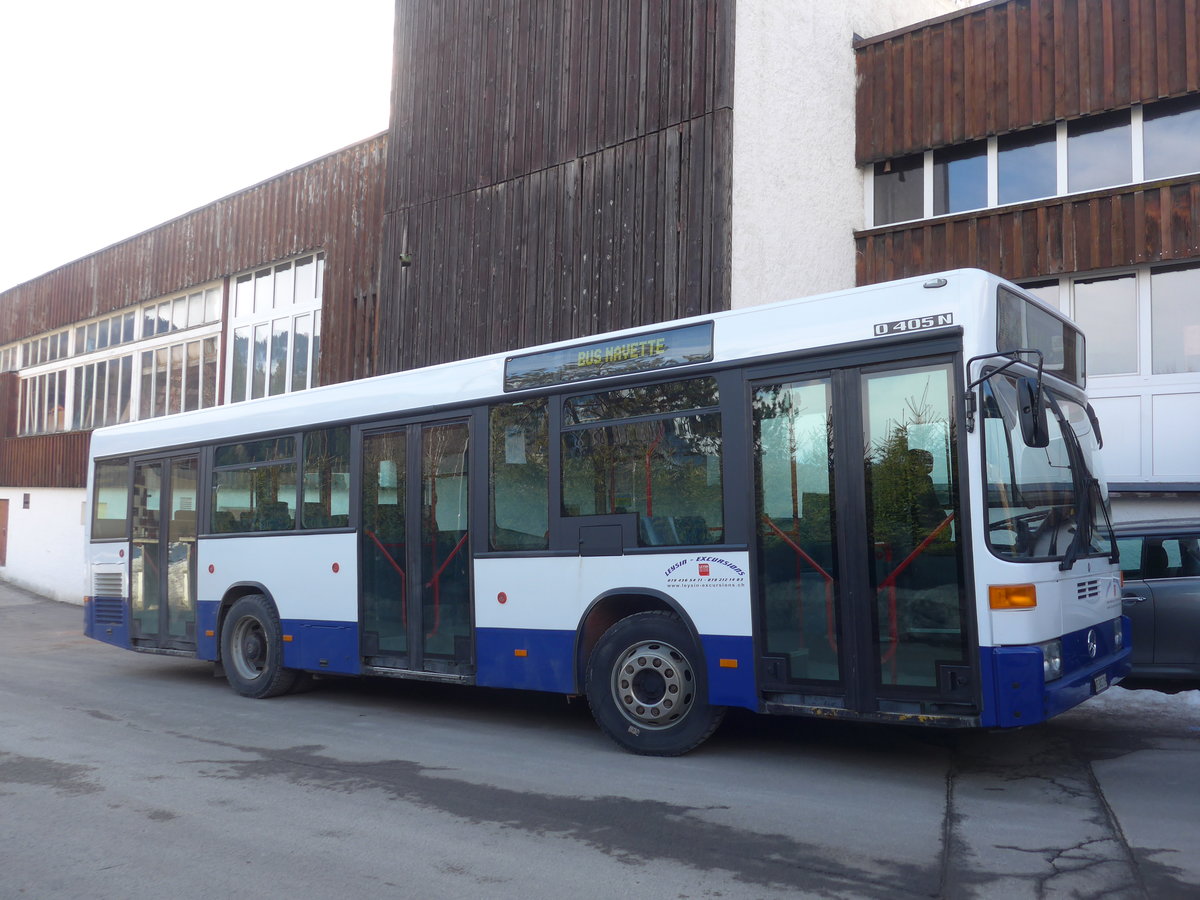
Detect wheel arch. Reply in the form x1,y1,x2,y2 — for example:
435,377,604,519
574,588,707,694
215,581,277,661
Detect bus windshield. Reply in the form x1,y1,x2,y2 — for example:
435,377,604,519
982,372,1112,566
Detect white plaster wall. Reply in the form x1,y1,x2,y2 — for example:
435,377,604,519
730,0,965,309
0,488,87,604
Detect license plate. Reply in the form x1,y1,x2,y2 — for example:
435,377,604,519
1093,673,1109,693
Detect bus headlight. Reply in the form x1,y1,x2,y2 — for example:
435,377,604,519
1038,639,1063,682
1113,619,1123,651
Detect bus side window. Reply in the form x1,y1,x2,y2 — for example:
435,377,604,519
211,436,298,534
560,378,723,547
301,427,350,529
489,399,549,551
91,458,131,540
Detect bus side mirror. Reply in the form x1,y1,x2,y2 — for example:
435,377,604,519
1017,376,1049,448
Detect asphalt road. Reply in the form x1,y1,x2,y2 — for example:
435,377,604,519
1,582,1197,899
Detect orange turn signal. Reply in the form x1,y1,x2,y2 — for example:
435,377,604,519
989,584,1037,609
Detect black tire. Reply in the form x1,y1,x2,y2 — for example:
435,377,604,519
220,594,299,699
585,611,725,756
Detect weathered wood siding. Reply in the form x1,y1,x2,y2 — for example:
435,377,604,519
0,136,387,387
377,0,734,374
856,0,1200,165
855,174,1200,284
0,137,388,486
0,432,91,489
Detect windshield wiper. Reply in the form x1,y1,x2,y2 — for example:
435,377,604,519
1059,474,1092,572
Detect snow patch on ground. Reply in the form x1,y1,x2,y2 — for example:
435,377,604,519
1064,683,1200,734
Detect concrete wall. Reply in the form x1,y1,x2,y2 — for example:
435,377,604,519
0,488,86,604
729,0,964,309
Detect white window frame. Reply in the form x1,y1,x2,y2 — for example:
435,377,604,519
866,100,1198,227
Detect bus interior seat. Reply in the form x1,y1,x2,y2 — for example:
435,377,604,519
639,515,708,546
303,503,330,529
257,502,293,531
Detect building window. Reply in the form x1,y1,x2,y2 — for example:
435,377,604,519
14,282,221,435
76,312,137,355
873,154,924,225
1020,280,1060,311
1151,264,1200,375
228,253,323,403
869,96,1200,226
933,142,987,215
141,286,221,339
71,356,134,430
19,370,67,434
1144,95,1200,180
138,337,219,420
1072,275,1138,376
1068,111,1131,193
22,330,69,367
997,125,1057,205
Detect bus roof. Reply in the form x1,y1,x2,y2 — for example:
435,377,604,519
88,268,1026,459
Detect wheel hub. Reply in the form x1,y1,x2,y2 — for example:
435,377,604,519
232,618,268,679
611,639,694,730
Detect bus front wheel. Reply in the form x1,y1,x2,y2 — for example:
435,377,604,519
585,611,725,756
221,594,299,699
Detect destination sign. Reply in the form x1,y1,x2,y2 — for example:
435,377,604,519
504,322,714,391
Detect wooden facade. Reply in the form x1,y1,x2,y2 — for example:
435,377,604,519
0,136,387,384
855,0,1200,284
856,0,1200,165
0,137,387,487
856,174,1200,284
376,0,735,375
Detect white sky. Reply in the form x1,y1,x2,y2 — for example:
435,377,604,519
0,0,394,294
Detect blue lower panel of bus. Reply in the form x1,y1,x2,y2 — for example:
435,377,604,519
700,634,758,710
475,627,758,710
85,597,131,649
979,618,1132,728
476,628,577,693
283,619,361,675
195,603,362,675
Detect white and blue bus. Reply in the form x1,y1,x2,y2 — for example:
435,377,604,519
84,269,1130,754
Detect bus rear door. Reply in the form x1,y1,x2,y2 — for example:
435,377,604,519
130,454,199,652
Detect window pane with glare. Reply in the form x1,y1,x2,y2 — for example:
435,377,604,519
1068,112,1130,192
998,126,1056,204
1152,265,1200,374
1072,276,1137,376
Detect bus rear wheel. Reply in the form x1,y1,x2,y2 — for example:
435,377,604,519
221,594,299,699
585,611,724,756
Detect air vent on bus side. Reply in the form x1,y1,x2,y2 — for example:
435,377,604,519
92,572,124,598
92,598,124,625
1076,579,1101,601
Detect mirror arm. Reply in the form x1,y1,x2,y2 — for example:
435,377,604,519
966,349,1045,391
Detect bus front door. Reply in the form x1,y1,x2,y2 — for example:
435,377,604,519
130,456,198,652
359,419,472,677
753,358,974,716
